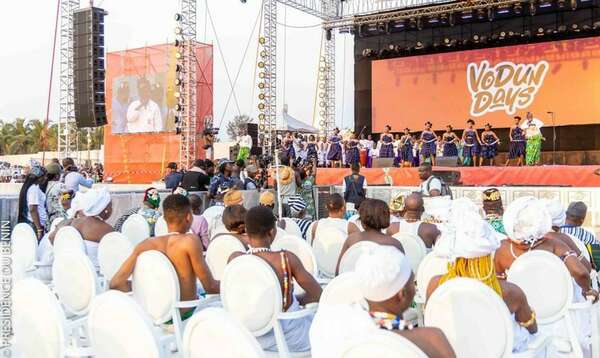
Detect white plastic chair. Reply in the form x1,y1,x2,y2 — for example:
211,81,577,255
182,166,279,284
312,227,346,278
121,213,151,246
425,277,550,358
52,250,100,317
12,278,92,358
11,223,39,281
306,221,317,244
272,234,318,277
154,215,168,237
338,241,379,274
393,232,427,274
319,272,366,307
203,206,225,240
341,329,427,358
281,218,303,238
205,234,246,280
508,250,599,358
49,217,65,234
221,254,316,358
54,226,86,255
132,250,216,354
415,252,449,303
88,290,173,358
97,232,134,284
183,307,266,358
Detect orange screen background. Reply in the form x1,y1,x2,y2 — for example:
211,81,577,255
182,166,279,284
372,37,600,132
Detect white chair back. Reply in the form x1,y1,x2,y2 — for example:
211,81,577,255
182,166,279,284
416,252,449,298
507,250,573,324
203,206,225,240
154,215,168,237
49,217,65,234
282,218,303,238
11,223,37,280
183,307,265,358
132,250,179,324
121,213,151,246
320,272,366,306
312,227,347,278
424,277,513,358
342,330,427,358
306,221,317,244
272,234,318,276
13,278,67,358
54,226,85,255
88,290,162,358
338,241,379,274
98,232,134,282
52,250,99,316
221,255,282,336
393,232,427,274
206,234,246,280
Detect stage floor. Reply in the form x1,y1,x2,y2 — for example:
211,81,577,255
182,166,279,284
315,165,600,187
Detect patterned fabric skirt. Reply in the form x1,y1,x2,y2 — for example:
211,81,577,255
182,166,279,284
400,145,413,162
526,135,542,165
346,147,360,165
443,143,458,157
508,141,526,159
421,142,437,158
481,143,498,159
327,143,342,161
379,143,394,158
462,143,479,158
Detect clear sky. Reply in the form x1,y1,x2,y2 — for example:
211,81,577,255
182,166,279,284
0,0,355,137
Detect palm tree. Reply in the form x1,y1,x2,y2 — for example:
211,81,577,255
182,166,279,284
226,114,254,141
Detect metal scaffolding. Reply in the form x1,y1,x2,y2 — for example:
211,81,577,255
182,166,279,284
58,0,80,161
258,0,278,155
178,0,198,169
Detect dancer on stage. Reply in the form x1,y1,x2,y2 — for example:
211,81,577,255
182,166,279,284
393,134,402,166
506,116,526,166
524,117,545,166
480,123,501,166
461,119,481,166
317,136,327,167
306,135,318,167
378,125,395,159
359,134,374,168
345,133,360,167
327,128,343,168
399,128,414,167
419,121,437,166
282,131,296,163
442,125,459,157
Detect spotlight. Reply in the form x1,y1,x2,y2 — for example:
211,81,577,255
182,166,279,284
391,19,405,29
258,93,265,100
175,104,183,111
175,78,182,86
558,25,567,32
174,91,181,98
428,16,439,24
461,10,473,19
258,103,265,110
259,37,266,44
477,8,486,20
408,17,417,28
508,31,515,37
258,82,265,89
514,3,522,14
176,127,182,135
174,116,181,123
175,39,182,47
258,61,265,68
473,34,480,43
260,50,267,58
174,13,183,21
175,27,183,35
582,24,591,31
175,64,182,72
499,31,506,39
362,48,374,57
594,21,600,30
443,37,451,46
175,51,182,59
572,23,580,32
537,27,545,36
415,41,424,49
497,5,510,14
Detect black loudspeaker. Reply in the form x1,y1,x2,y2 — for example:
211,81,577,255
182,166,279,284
372,158,395,168
246,123,263,156
73,7,107,128
436,156,460,167
432,170,462,185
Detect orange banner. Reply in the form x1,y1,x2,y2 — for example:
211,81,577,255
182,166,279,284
372,37,600,132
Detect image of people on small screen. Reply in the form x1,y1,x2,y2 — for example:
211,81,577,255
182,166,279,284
126,77,163,133
111,76,168,134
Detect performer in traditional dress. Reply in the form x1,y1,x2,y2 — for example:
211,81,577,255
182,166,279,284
461,119,481,166
506,116,526,167
359,134,375,168
281,131,296,163
419,121,437,166
399,128,414,167
525,120,544,166
442,125,459,157
306,135,318,167
327,128,343,168
393,134,403,167
411,134,420,167
317,136,327,167
345,133,360,167
480,123,501,166
378,125,395,159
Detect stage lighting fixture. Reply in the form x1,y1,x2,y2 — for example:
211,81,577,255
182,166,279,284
176,127,182,135
415,41,424,49
571,0,577,10
319,101,326,108
387,44,395,52
440,14,448,24
174,13,183,21
487,7,494,21
582,24,591,31
258,82,265,89
175,78,182,86
523,30,532,37
530,1,536,15
594,21,600,30
259,37,266,44
175,51,182,59
174,116,180,124
497,5,510,14
391,19,406,28
428,16,439,24
443,37,451,46
174,91,181,98
417,18,423,30
258,61,265,68
175,27,183,35
499,31,506,39
473,34,480,43
508,31,515,37
362,48,374,57
260,50,267,58
572,23,580,31
537,27,545,36
258,103,265,110
449,13,455,26
461,10,473,19
539,0,552,8
546,28,554,34
514,3,522,14
477,8,486,20
175,39,182,47
259,72,265,78
558,25,567,32
258,114,265,120
408,17,417,28
258,93,266,100
326,29,332,40
175,104,183,112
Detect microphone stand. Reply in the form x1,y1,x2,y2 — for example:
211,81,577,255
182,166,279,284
548,112,557,165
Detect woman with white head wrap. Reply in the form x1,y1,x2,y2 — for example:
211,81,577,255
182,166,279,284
494,197,598,302
350,245,455,358
427,212,537,352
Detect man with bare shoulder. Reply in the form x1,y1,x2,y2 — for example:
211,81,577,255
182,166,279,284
110,194,219,320
385,192,439,248
335,198,404,275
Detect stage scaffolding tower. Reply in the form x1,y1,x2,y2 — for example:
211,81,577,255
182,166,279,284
58,0,80,161
260,0,278,155
178,0,198,170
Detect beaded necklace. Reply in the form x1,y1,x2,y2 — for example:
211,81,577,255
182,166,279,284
246,247,290,309
369,311,413,331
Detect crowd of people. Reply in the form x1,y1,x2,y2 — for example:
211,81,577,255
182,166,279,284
20,149,599,356
296,112,545,169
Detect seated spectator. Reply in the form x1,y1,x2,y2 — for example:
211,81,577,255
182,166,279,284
208,160,237,204
215,205,249,248
114,187,162,235
560,201,600,267
427,210,537,353
388,192,406,224
110,194,220,320
288,195,312,240
310,193,358,241
223,189,243,207
180,159,210,192
45,162,67,225
228,206,322,352
482,188,507,235
164,162,183,189
189,194,209,249
336,199,404,275
386,192,440,249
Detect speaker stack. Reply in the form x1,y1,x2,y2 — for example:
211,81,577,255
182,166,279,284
246,123,262,156
73,7,107,128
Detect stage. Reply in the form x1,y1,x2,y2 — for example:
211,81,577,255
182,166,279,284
315,165,600,188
